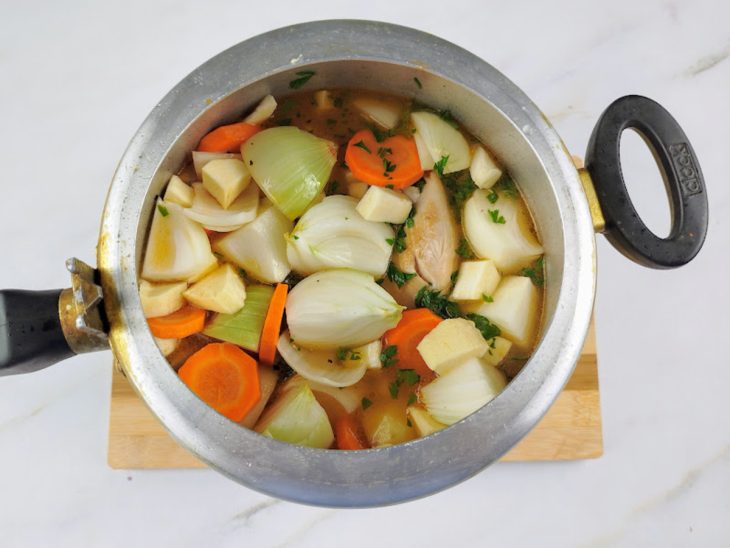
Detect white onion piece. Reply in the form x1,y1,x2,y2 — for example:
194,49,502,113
411,111,470,173
352,96,401,129
184,183,258,232
192,151,241,178
244,95,277,125
242,126,337,220
421,357,506,425
277,329,368,386
286,195,394,277
286,269,404,350
463,189,544,273
214,204,292,283
142,200,217,282
283,375,363,413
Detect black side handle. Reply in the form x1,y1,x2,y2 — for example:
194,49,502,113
0,290,74,376
585,95,708,268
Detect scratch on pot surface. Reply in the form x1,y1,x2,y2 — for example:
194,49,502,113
580,443,730,548
684,43,730,76
276,509,339,547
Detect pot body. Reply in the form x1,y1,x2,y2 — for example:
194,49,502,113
98,20,596,507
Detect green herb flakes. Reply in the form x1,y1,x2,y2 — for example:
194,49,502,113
361,397,373,410
387,262,417,288
157,204,169,217
456,238,474,259
380,345,398,368
520,256,545,287
407,392,417,406
415,287,461,319
353,140,371,154
434,155,449,176
488,209,506,224
289,70,316,89
482,294,494,303
465,313,501,341
487,189,499,204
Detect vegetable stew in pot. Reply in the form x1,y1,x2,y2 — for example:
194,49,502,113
139,87,545,450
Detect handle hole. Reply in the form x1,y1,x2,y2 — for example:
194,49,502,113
619,128,673,238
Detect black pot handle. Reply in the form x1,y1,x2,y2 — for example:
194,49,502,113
0,259,109,376
585,95,708,269
0,289,75,375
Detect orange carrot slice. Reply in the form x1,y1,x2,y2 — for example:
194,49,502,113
334,414,368,450
198,122,261,153
178,343,261,422
383,308,442,378
148,305,206,339
258,283,289,366
345,129,424,189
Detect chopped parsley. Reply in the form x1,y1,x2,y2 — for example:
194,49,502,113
388,221,408,253
442,171,477,212
405,215,415,228
520,256,545,287
414,77,423,89
387,262,416,288
487,189,499,204
369,124,394,143
157,204,169,217
377,147,393,158
292,235,299,240
482,294,494,303
389,369,421,399
414,179,426,191
488,209,506,224
466,313,501,341
336,348,361,361
397,369,420,386
415,287,461,319
385,184,395,189
353,140,371,153
456,238,474,259
361,397,373,410
380,345,398,368
495,176,519,198
383,158,397,177
434,155,449,176
407,392,417,406
288,70,316,89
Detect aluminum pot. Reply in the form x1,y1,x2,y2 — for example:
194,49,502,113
0,20,708,507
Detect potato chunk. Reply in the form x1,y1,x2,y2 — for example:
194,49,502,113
463,276,539,349
417,317,490,374
183,263,246,314
481,336,513,367
450,260,501,301
202,158,251,209
356,186,412,224
469,145,502,189
164,175,194,208
139,280,187,318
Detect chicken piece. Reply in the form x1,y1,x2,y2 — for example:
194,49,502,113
408,173,459,291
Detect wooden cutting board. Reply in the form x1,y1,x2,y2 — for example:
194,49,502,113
108,321,602,468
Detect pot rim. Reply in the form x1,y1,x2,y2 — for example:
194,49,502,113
98,19,596,507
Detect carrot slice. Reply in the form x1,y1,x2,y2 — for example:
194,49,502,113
383,308,443,378
258,283,289,366
148,305,206,339
198,122,261,153
345,129,424,189
334,414,368,450
178,343,261,422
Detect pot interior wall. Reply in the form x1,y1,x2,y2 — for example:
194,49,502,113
135,59,565,370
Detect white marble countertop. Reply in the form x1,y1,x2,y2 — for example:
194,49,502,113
1,1,728,546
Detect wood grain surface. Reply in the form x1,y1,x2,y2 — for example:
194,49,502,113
108,322,601,468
